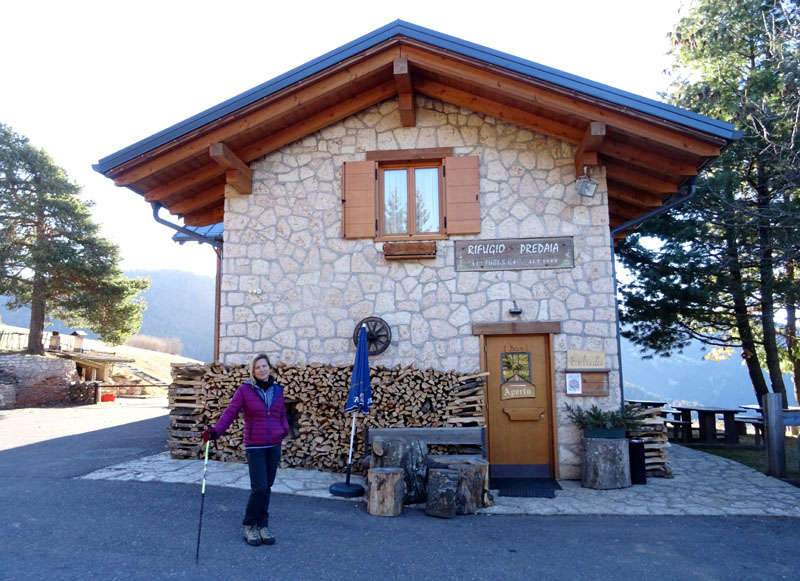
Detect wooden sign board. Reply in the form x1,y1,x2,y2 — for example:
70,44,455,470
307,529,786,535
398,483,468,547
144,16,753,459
454,237,574,271
566,349,606,370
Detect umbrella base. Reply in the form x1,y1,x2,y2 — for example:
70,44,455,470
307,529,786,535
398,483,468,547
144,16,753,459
329,482,365,498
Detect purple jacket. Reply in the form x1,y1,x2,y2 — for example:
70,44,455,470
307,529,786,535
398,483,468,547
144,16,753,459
212,381,290,447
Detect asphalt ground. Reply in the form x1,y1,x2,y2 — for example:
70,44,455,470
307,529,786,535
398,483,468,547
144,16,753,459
1,399,799,580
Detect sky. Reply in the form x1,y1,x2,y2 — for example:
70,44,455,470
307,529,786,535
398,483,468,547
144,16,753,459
2,0,687,277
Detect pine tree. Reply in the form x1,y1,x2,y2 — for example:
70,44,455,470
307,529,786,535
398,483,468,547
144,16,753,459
0,124,149,354
617,0,800,406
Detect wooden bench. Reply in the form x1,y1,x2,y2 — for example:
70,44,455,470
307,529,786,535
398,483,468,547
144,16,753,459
364,426,486,457
665,419,692,442
734,415,764,446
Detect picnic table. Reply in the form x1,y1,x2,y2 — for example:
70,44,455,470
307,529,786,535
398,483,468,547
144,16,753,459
674,405,743,445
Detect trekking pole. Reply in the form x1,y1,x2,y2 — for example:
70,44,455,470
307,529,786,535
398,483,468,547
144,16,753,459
195,439,210,564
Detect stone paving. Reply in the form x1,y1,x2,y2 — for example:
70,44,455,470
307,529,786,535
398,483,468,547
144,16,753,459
83,443,800,517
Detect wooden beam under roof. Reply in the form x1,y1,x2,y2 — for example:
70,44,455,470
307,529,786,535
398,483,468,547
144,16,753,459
394,57,415,127
402,44,725,157
142,164,222,202
415,78,584,143
605,161,680,194
599,141,699,177
183,204,224,227
607,180,664,208
170,184,224,215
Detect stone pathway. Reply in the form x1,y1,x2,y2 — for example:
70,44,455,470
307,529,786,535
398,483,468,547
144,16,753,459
83,444,800,517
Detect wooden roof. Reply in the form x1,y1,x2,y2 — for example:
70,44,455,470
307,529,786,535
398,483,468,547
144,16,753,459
94,21,738,236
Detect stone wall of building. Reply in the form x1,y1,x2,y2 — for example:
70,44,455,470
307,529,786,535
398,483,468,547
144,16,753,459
0,355,77,408
220,96,620,478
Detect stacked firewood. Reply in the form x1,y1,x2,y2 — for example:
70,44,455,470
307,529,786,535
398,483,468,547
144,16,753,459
628,405,672,478
167,361,486,473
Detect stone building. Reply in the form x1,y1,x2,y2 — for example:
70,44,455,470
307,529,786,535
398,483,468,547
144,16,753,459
95,22,738,479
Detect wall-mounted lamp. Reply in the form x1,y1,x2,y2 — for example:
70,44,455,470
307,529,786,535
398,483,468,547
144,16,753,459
509,300,522,316
575,167,598,198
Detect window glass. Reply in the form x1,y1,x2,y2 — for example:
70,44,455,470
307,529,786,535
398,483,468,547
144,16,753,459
501,352,532,383
383,169,408,234
415,167,439,233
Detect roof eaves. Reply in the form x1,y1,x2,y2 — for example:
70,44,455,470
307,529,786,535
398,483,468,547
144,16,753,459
94,20,738,175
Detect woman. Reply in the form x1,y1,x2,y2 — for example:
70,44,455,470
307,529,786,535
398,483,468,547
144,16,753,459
203,353,289,546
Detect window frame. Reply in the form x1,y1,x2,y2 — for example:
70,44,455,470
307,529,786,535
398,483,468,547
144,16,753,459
376,159,446,242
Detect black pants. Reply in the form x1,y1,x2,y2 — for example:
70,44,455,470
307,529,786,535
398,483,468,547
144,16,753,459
243,445,281,527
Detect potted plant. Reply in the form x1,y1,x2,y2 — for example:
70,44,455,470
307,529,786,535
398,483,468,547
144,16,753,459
564,403,643,439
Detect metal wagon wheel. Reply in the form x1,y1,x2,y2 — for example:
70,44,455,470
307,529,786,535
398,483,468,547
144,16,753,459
353,317,392,356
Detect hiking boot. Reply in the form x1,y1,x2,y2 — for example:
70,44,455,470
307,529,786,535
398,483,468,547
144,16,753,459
243,524,262,546
259,526,276,545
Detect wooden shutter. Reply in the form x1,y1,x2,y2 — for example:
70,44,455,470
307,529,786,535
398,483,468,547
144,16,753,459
342,160,377,239
443,156,480,234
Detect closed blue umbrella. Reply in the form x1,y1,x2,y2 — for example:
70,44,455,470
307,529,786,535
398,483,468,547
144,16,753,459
330,324,372,497
345,325,373,414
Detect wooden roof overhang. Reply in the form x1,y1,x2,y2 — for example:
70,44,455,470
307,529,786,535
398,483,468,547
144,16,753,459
95,21,738,239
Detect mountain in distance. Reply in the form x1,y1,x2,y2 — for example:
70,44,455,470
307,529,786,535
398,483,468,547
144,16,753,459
0,269,216,362
621,335,798,408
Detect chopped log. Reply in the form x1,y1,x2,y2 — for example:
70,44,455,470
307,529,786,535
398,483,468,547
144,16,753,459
370,436,427,504
367,468,405,517
581,438,631,490
425,468,458,518
427,454,492,508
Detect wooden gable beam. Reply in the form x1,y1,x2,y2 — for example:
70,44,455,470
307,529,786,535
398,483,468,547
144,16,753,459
108,49,399,185
238,81,397,163
183,203,224,227
402,44,724,157
210,143,252,196
415,78,584,143
394,57,415,127
575,121,605,177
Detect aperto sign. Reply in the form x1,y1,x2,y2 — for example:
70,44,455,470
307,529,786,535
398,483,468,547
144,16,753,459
454,237,574,271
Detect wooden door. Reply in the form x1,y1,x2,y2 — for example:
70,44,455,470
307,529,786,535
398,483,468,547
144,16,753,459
485,335,554,478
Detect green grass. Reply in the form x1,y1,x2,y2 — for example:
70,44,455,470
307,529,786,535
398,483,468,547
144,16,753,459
693,435,800,480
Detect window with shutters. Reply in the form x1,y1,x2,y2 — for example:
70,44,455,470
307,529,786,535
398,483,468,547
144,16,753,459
341,148,480,241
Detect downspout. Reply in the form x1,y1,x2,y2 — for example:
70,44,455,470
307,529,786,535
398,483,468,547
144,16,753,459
150,203,223,252
151,202,223,360
610,177,698,409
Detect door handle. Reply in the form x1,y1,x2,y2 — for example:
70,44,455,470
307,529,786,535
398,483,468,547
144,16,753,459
503,407,545,421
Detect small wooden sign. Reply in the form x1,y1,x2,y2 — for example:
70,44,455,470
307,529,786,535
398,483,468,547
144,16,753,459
566,349,606,370
454,237,574,271
500,381,536,400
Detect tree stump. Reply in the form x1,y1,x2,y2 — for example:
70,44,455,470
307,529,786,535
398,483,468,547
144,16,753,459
370,436,427,504
425,468,458,519
367,468,405,517
581,437,631,490
427,455,492,508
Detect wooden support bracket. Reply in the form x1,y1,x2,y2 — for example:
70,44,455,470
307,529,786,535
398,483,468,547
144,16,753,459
575,121,606,177
210,143,252,195
394,57,416,127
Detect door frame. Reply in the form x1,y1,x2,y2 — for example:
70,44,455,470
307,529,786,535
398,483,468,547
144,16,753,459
473,321,561,479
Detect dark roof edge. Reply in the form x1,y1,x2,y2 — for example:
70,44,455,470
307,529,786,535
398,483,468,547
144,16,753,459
94,20,739,174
